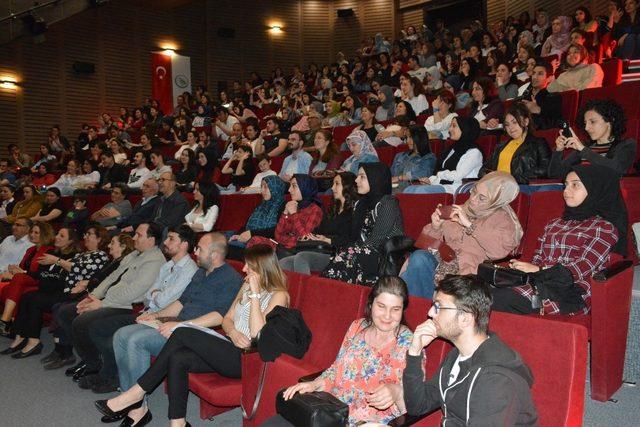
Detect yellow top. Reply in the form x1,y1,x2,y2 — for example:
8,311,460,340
497,139,524,174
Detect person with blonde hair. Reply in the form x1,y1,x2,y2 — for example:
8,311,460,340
400,171,524,298
95,244,289,427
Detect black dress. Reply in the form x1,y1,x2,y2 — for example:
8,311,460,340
322,195,403,285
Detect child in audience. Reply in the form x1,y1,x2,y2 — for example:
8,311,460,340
240,154,277,194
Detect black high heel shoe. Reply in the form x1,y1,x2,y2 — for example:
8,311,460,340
118,409,152,427
95,398,144,420
0,339,27,355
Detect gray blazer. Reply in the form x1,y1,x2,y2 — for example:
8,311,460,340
91,247,166,309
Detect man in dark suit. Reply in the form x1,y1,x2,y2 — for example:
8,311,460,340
153,172,190,233
119,179,161,233
95,150,128,193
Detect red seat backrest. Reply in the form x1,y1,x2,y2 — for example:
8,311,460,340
396,194,451,240
215,193,262,232
489,312,588,427
332,125,359,145
416,114,429,126
299,276,368,369
269,156,285,174
376,146,397,167
601,58,623,87
475,135,497,160
521,191,565,260
559,90,579,125
579,80,640,119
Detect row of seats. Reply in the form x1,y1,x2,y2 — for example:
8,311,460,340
59,181,637,405
186,260,589,426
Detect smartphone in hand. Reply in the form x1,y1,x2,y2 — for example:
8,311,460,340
439,205,453,220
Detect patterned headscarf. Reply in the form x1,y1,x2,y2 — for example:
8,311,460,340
245,175,288,231
341,130,379,173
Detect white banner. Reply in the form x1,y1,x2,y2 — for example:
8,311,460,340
171,54,192,107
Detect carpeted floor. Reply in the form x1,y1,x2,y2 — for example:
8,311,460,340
2,267,640,426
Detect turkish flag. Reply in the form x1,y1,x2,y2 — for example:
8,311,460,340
152,53,173,115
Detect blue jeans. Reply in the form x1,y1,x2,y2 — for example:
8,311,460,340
616,33,640,59
113,323,168,391
403,184,447,194
400,250,438,299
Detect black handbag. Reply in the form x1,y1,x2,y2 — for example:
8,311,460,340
276,389,349,427
378,235,416,277
477,262,529,288
294,240,335,255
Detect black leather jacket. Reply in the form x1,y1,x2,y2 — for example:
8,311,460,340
481,135,551,184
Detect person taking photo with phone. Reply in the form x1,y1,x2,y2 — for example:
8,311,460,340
548,99,637,178
400,171,523,299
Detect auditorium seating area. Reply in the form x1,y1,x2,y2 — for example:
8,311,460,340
3,2,640,426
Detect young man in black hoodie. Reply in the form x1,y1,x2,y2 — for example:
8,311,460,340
403,275,538,426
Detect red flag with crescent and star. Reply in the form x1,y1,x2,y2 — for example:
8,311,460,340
151,53,173,115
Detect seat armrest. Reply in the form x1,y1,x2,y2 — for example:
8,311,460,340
593,260,632,282
388,412,429,427
298,370,324,383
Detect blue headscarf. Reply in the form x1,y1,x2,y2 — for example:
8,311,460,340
293,174,322,210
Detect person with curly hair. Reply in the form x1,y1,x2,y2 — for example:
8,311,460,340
548,99,637,178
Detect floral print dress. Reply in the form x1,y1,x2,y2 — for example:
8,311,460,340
322,211,378,285
318,319,413,426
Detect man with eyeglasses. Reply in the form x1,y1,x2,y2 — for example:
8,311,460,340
0,218,33,274
403,275,537,425
153,172,190,233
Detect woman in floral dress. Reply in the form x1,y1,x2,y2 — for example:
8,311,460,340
322,162,404,285
272,276,413,426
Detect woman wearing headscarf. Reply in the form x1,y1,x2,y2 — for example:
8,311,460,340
541,15,573,56
322,162,404,286
375,85,396,121
424,65,443,94
390,126,436,192
404,117,483,194
493,164,625,315
340,130,379,174
401,171,523,298
227,175,288,258
248,174,323,254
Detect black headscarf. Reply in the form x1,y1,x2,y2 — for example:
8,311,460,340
293,174,322,210
439,116,481,172
351,162,392,237
563,164,628,255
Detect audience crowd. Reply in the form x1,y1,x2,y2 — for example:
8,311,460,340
0,3,638,426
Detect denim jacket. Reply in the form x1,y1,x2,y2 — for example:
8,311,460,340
391,151,436,180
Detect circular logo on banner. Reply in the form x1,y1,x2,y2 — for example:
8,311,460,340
175,75,189,88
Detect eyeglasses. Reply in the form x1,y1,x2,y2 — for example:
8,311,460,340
432,301,466,315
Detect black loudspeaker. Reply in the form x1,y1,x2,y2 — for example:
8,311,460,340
217,27,236,38
72,61,96,74
337,8,354,18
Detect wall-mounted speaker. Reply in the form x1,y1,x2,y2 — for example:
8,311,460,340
337,8,354,18
217,28,236,38
72,61,96,74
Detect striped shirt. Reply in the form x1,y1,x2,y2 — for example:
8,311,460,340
232,289,274,338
